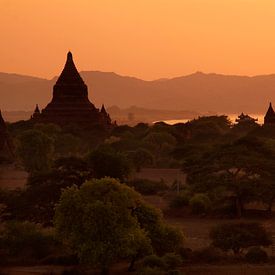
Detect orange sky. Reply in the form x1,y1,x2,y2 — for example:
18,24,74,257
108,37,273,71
1,0,275,80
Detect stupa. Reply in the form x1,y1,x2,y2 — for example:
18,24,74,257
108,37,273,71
32,52,114,129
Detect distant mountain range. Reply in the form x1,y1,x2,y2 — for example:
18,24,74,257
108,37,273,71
1,71,275,114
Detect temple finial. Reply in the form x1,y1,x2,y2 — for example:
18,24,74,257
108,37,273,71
34,104,40,113
67,51,73,60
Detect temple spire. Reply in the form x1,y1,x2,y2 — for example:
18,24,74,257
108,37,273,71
55,51,84,85
264,102,275,124
0,110,6,131
101,104,107,114
67,51,73,60
34,104,40,113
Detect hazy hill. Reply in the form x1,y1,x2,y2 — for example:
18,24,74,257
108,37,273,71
1,71,275,114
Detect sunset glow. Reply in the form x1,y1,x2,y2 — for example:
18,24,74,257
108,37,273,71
2,0,275,80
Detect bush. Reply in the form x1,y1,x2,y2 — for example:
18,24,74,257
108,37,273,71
192,246,224,263
162,253,182,269
178,247,192,261
245,247,268,263
40,254,78,265
127,179,168,195
0,221,55,259
142,255,166,269
137,267,166,275
169,191,190,209
62,268,86,275
190,194,211,214
167,271,183,275
210,222,272,254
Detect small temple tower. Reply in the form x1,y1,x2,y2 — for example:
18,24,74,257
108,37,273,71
100,104,112,125
31,104,40,119
264,102,275,124
0,111,14,160
32,52,114,129
235,113,257,124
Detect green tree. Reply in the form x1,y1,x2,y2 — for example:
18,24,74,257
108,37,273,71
87,147,131,181
184,137,275,217
133,204,184,256
0,221,54,259
210,222,272,254
17,129,53,173
54,178,151,275
129,148,154,171
23,156,92,224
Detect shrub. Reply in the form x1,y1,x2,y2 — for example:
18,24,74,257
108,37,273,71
127,179,168,195
152,225,184,256
142,255,166,269
169,191,190,209
162,253,182,269
245,247,268,263
0,221,55,259
192,246,224,263
167,271,183,275
190,193,211,214
62,268,86,275
178,247,192,261
210,222,272,254
40,254,78,265
138,267,166,275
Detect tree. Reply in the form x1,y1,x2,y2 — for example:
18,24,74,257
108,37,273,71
184,137,275,217
54,133,81,157
87,147,131,181
17,129,54,173
184,115,231,142
210,222,272,254
0,221,54,259
54,178,151,275
144,132,176,155
133,204,184,256
22,156,92,224
129,148,154,171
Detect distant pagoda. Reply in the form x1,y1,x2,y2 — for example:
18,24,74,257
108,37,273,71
264,102,275,124
235,112,257,124
31,52,114,129
0,111,14,160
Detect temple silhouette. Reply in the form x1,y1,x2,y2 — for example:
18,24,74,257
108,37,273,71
31,52,114,129
264,102,275,124
0,111,14,160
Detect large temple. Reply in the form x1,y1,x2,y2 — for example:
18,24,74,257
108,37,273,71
31,52,114,129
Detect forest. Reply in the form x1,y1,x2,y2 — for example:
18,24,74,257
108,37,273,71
1,115,275,274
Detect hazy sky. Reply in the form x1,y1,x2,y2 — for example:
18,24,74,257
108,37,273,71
2,0,275,80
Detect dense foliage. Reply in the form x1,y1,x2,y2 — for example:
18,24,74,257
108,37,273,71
210,222,272,254
2,115,275,270
54,178,183,274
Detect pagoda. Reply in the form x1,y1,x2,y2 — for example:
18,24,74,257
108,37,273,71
264,102,275,124
32,52,114,129
235,113,258,124
0,111,14,160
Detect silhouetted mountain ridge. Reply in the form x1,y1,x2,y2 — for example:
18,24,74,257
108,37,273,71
0,71,274,113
